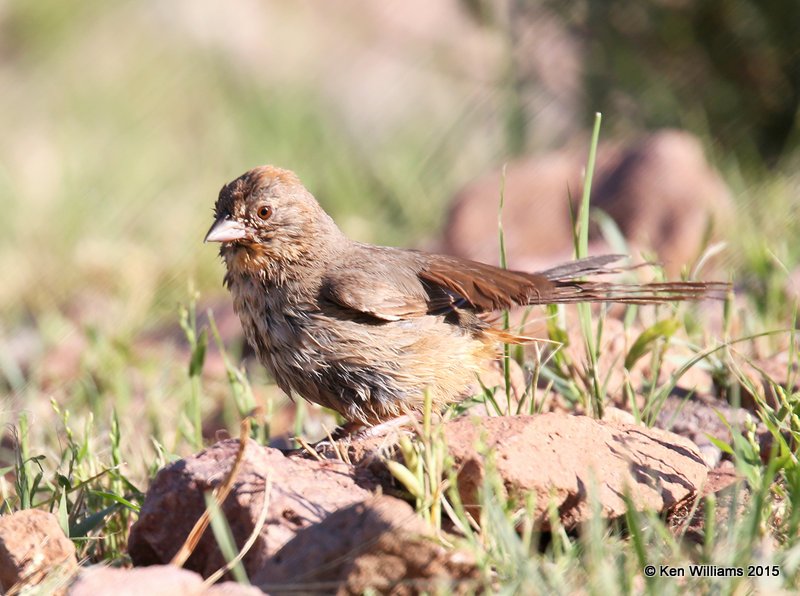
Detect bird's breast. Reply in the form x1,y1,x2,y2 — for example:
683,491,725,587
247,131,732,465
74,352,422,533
228,276,318,383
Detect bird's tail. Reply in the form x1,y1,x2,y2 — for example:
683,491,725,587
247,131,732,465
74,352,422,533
535,254,731,305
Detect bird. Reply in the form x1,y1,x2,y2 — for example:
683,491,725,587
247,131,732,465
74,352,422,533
205,165,729,425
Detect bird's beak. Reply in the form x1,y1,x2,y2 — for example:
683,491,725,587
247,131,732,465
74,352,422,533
204,217,247,243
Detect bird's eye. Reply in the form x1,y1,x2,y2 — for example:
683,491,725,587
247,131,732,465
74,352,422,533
256,205,273,221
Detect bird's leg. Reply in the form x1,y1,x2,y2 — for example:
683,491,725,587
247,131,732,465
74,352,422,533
306,414,416,456
350,414,416,439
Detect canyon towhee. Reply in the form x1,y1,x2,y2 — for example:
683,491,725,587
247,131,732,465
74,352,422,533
205,166,728,424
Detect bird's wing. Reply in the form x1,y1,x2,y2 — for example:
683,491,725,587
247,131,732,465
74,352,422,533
320,269,431,321
419,255,559,313
421,253,729,308
319,249,562,321
321,250,728,322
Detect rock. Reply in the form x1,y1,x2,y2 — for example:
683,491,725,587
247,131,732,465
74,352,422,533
0,509,77,593
203,580,265,595
601,406,639,426
443,151,584,272
519,314,719,418
735,353,799,411
69,565,263,596
591,130,732,273
444,413,708,529
442,129,732,276
129,439,376,579
672,460,746,545
701,461,741,499
68,565,204,596
656,393,774,468
254,495,478,595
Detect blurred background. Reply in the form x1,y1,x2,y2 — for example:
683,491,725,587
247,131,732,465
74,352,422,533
1,0,798,448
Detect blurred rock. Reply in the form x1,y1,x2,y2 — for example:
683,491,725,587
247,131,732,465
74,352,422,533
734,352,800,412
442,130,732,276
444,413,708,529
0,509,77,593
69,565,204,596
69,565,262,596
656,393,774,468
443,150,583,271
254,495,478,594
592,131,732,273
600,406,638,426
701,461,741,499
128,438,377,579
204,580,265,595
540,315,718,414
674,460,746,546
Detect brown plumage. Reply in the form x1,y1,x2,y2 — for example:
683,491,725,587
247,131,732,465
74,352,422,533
205,165,729,424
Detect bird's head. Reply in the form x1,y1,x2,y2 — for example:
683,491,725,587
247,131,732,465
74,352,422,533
205,166,343,282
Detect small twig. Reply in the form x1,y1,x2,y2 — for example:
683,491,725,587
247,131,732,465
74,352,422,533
204,472,272,586
170,418,251,568
296,436,324,462
322,424,349,464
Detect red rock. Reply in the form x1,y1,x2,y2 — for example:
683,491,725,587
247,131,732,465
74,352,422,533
128,439,376,578
68,565,263,596
203,580,265,595
442,130,732,276
444,413,708,529
254,495,478,595
0,509,77,593
68,565,204,596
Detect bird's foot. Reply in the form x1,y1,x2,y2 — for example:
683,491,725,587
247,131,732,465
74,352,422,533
298,415,415,461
